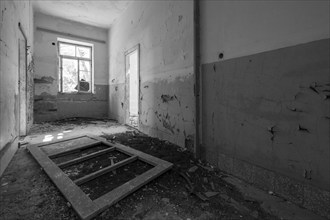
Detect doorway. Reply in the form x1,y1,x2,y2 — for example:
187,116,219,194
125,45,140,128
18,24,27,136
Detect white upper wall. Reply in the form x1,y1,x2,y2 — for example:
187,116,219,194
35,12,108,43
108,0,195,147
0,0,34,150
109,0,194,84
34,13,109,86
0,0,34,175
200,0,330,64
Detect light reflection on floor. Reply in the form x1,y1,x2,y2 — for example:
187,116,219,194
42,130,72,142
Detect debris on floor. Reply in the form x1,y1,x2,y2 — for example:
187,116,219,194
1,119,322,220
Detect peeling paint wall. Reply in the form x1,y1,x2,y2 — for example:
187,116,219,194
200,1,330,214
34,13,109,122
109,1,194,148
0,0,34,176
27,53,34,131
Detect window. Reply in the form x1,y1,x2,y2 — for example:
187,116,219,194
58,38,93,93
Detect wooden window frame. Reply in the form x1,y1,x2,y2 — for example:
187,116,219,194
27,135,173,220
58,40,93,93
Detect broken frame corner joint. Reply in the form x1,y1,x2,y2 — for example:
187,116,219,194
27,134,173,220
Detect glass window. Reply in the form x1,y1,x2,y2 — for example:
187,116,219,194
58,40,93,93
76,46,91,59
59,43,75,56
62,58,78,93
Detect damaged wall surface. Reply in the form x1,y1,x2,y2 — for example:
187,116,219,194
0,0,34,176
109,1,195,149
34,13,109,122
200,1,330,216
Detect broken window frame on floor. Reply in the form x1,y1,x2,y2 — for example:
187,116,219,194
27,134,173,220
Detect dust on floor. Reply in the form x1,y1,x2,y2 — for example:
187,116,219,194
0,118,278,220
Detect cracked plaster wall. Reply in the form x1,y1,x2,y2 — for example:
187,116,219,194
109,1,194,149
200,1,330,194
0,0,34,175
34,13,109,122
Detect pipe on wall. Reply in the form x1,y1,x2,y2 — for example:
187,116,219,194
193,0,201,158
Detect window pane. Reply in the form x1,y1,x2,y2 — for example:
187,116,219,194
59,43,75,56
62,58,78,93
79,71,91,92
76,46,91,59
79,60,91,72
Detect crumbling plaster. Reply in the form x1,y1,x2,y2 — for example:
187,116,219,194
0,0,34,176
109,1,195,148
34,13,109,122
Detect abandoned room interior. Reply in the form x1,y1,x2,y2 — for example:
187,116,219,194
1,0,329,219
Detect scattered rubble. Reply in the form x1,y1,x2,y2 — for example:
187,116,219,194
204,191,219,198
188,166,198,173
1,120,280,220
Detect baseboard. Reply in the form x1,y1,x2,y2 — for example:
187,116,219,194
217,153,330,219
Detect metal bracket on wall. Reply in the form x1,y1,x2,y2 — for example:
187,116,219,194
27,134,173,220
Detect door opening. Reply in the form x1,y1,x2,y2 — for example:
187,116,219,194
125,45,139,128
18,23,27,136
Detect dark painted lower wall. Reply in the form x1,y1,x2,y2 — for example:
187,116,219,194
34,84,108,122
139,75,195,149
109,72,195,149
201,39,330,218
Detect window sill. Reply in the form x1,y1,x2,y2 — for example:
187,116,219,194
58,92,95,95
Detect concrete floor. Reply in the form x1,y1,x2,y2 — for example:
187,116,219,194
0,119,326,220
24,118,131,145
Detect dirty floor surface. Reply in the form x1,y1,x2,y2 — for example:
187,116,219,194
0,118,298,219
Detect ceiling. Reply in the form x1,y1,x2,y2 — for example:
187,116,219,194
33,0,134,29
